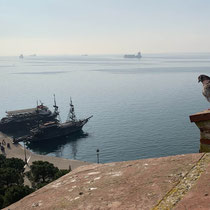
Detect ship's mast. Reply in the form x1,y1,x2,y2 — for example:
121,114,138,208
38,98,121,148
36,100,39,113
66,97,76,122
53,94,58,112
53,94,61,122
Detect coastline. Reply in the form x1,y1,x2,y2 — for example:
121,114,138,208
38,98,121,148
0,132,92,170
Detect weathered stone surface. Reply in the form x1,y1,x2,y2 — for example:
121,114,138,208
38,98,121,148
190,110,210,152
153,153,210,209
190,109,210,122
174,155,210,210
4,153,209,210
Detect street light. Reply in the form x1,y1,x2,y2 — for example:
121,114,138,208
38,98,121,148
96,149,100,164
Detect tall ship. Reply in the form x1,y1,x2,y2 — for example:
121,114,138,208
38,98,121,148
0,99,59,133
124,51,142,59
14,98,93,143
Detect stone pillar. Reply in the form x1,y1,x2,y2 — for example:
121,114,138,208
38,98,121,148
190,110,210,152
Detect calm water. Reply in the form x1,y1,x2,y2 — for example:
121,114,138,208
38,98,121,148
0,53,210,163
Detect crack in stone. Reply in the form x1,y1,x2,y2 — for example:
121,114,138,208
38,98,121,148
152,153,210,210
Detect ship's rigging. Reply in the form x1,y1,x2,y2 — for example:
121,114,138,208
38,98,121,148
66,97,76,122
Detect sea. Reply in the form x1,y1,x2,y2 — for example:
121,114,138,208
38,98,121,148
0,53,210,163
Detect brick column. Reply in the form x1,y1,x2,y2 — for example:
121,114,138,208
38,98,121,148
190,110,210,152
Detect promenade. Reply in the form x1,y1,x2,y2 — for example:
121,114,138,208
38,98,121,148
0,132,91,171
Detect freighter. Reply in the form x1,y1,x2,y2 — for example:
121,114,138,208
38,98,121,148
124,51,142,59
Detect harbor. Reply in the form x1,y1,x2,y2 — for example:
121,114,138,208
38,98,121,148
1,0,210,208
0,132,91,171
0,54,207,163
2,106,210,209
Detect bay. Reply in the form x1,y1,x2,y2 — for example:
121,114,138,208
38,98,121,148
0,53,209,163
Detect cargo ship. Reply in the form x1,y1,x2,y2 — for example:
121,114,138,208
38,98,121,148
124,52,142,59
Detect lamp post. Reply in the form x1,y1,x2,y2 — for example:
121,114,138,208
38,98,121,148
96,149,100,164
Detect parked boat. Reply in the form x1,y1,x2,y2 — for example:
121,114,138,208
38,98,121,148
13,98,92,143
0,101,59,133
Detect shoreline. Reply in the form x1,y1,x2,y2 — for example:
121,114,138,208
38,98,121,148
0,132,92,170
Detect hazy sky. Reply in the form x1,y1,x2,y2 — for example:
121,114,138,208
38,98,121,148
1,0,210,55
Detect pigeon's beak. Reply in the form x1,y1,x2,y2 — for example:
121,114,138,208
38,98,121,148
198,78,201,83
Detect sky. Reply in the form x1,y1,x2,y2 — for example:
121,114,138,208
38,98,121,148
0,0,210,55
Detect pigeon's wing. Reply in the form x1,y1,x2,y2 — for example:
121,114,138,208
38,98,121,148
203,83,210,102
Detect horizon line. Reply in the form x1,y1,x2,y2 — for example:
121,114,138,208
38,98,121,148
1,51,210,57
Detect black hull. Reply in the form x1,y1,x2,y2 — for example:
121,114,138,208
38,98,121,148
14,116,92,143
0,115,57,133
30,125,85,142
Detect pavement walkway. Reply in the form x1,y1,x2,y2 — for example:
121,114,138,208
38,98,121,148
0,132,91,171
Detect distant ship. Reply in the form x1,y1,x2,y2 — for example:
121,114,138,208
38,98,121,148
19,54,24,59
13,98,93,143
124,52,142,59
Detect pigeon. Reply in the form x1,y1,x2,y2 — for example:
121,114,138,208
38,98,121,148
198,74,210,102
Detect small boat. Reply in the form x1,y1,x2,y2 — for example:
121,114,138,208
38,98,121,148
124,52,142,59
13,98,92,143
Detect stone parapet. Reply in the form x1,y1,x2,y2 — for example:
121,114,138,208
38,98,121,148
190,110,210,152
5,153,210,210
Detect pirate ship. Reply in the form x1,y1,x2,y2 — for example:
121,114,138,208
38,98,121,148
13,98,92,143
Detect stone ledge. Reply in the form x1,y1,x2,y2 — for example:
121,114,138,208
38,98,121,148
190,109,210,122
5,153,210,210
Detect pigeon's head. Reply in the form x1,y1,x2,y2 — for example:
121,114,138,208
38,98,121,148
198,75,210,83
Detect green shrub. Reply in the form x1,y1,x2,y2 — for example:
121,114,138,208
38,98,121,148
3,185,34,208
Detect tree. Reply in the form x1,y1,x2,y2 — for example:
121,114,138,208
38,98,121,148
0,157,70,207
0,155,25,188
26,161,70,189
54,169,69,180
2,157,25,173
0,155,34,209
0,195,4,209
3,185,34,208
0,154,6,167
0,168,24,188
26,161,59,189
0,155,32,208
